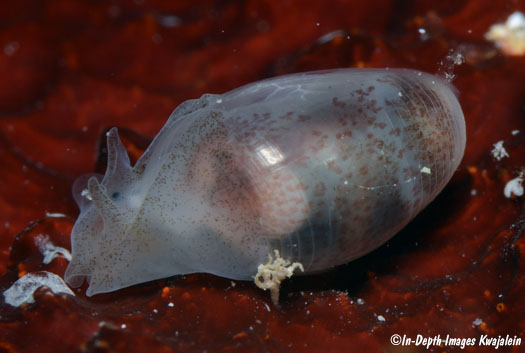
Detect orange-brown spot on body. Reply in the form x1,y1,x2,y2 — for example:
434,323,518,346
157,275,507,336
496,303,506,312
360,166,368,175
161,286,170,299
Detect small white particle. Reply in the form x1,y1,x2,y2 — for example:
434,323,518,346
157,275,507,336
45,212,67,218
377,315,386,322
447,51,465,65
398,91,403,97
472,317,483,327
121,324,127,329
356,298,364,305
417,71,422,76
153,309,158,314
168,302,174,307
491,140,510,160
316,22,320,26
511,129,520,135
264,303,271,312
420,166,431,174
230,281,236,287
468,29,473,34
418,28,426,34
216,98,223,104
444,72,456,80
81,126,88,132
470,189,477,196
504,175,524,198
81,189,92,201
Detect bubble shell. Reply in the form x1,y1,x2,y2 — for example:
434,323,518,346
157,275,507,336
65,68,466,296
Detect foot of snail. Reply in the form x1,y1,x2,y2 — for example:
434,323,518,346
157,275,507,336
254,250,304,306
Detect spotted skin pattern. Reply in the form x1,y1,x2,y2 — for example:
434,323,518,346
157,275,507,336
65,69,466,296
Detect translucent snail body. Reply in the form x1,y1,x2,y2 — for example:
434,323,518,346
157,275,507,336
65,69,466,296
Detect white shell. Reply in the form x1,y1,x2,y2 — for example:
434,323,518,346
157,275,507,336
65,69,466,296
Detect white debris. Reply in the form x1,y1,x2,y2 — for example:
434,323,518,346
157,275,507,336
3,271,75,307
447,50,465,65
491,140,510,160
45,212,68,218
438,49,465,82
511,129,520,135
485,11,525,56
34,234,72,264
254,250,304,306
504,175,524,198
420,166,432,174
377,315,386,322
472,317,483,327
80,188,92,200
